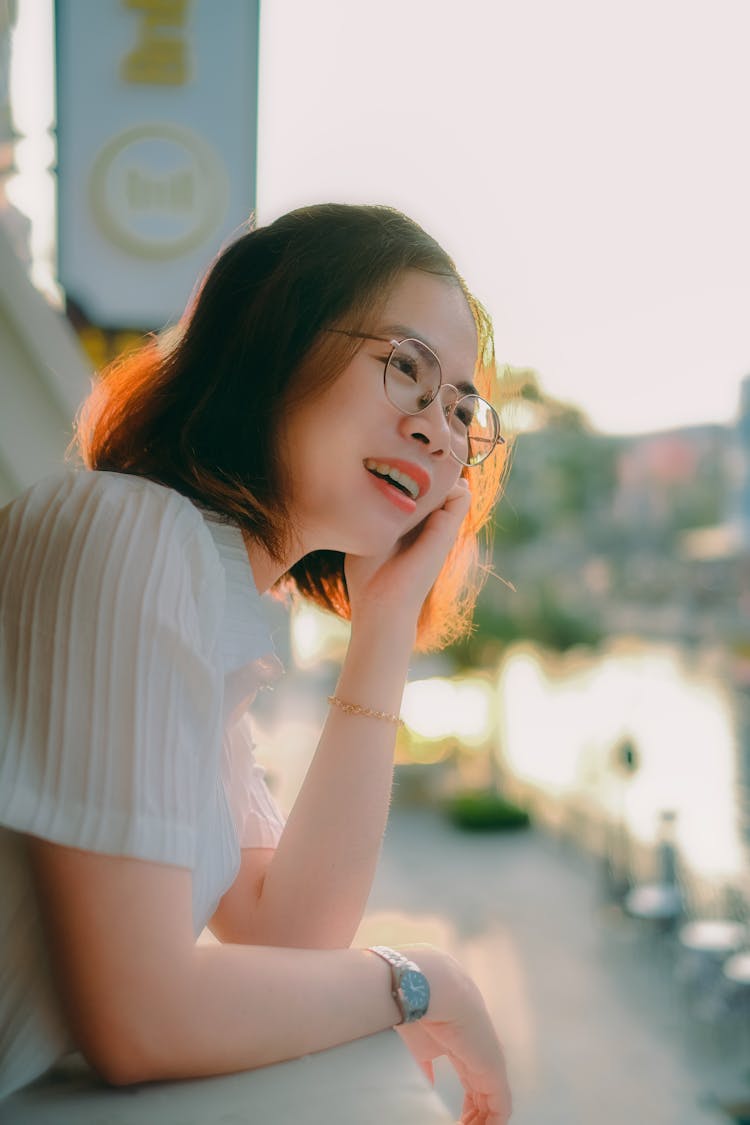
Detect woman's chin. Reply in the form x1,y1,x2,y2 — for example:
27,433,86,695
319,503,439,558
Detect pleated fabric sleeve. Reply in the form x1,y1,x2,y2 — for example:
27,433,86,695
0,471,224,868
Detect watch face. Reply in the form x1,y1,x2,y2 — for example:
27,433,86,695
400,969,430,1019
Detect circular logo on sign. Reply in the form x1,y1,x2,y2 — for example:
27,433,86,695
89,123,229,260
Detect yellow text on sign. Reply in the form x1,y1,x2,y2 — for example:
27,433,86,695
120,0,190,86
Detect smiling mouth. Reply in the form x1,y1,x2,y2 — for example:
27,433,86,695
363,459,421,500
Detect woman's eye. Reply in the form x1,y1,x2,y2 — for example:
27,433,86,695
391,357,420,381
452,404,473,428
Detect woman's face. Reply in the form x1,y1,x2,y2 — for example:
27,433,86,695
279,270,478,558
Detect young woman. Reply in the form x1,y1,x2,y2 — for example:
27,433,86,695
0,204,512,1123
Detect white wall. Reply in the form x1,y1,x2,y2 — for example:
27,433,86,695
0,222,89,504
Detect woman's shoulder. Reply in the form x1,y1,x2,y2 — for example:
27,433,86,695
3,468,207,537
4,467,195,519
0,468,223,591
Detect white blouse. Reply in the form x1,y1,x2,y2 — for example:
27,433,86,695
0,469,287,1100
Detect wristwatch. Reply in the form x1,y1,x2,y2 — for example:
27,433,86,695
367,945,431,1024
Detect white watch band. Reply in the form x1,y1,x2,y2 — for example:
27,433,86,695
368,945,414,972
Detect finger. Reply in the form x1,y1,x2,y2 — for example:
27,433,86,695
443,477,471,502
455,1067,509,1124
460,1092,481,1123
422,486,472,539
408,490,470,554
447,475,472,498
417,1058,435,1085
433,478,471,516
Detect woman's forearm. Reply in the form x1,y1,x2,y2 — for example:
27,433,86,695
103,942,452,1086
252,618,417,948
97,942,424,1084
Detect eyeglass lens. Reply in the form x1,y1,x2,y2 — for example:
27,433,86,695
384,339,499,466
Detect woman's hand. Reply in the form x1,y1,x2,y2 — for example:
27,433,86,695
344,477,472,626
394,946,512,1125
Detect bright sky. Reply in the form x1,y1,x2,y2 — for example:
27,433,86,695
9,0,750,435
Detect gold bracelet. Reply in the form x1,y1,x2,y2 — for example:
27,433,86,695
327,695,405,727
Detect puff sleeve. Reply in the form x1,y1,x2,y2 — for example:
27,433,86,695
0,470,224,868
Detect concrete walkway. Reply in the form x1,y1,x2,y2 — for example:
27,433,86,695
354,806,745,1125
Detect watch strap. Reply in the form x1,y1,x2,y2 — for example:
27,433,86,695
367,945,425,1024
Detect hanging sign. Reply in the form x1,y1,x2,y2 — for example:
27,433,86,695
56,0,259,330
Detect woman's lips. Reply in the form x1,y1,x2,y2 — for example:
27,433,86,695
363,458,431,500
366,469,418,514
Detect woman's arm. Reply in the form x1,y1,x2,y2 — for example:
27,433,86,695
213,482,472,951
28,837,408,1084
28,835,511,1121
212,615,416,948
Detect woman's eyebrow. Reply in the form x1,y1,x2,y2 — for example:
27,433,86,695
379,322,435,351
378,323,479,396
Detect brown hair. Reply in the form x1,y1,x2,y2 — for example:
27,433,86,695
73,203,510,651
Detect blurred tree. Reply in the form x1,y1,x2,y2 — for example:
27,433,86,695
449,374,732,670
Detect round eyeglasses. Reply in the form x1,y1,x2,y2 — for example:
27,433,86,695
327,330,504,467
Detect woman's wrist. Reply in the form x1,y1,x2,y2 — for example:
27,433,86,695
348,608,418,650
330,613,416,737
340,618,413,695
393,945,465,1022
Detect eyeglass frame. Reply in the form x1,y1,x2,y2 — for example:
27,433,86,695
325,329,505,467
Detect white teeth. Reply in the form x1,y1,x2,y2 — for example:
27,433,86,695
364,459,420,500
391,469,418,498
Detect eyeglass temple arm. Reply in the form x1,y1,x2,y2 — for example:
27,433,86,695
325,328,395,345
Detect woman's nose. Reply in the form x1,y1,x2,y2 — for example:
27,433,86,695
401,393,452,455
